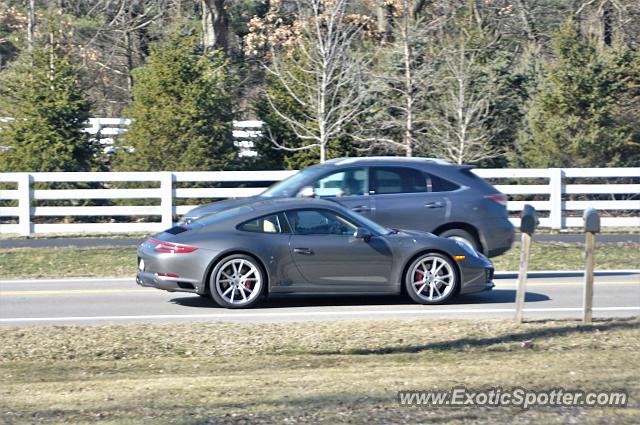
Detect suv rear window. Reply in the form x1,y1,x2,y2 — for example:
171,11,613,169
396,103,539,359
372,167,429,194
429,173,459,192
371,167,460,194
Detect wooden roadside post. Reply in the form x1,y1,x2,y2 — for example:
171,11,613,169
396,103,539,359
515,204,538,324
582,208,600,324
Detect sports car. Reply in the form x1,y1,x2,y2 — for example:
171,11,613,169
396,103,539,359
136,198,494,308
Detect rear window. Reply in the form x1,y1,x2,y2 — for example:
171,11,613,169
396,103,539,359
238,212,290,234
194,205,254,226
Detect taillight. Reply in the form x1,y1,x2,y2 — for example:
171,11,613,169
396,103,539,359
485,194,508,207
149,238,198,254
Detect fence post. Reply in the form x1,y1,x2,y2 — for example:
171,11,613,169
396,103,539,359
549,168,563,230
582,208,600,324
160,172,173,229
515,204,538,324
17,173,32,236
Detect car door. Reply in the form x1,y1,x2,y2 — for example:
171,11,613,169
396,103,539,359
369,166,450,232
285,208,394,292
310,167,374,219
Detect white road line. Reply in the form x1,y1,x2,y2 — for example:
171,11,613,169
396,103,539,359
0,270,638,284
1,306,638,323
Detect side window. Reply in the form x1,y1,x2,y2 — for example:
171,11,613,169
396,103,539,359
372,167,429,194
428,173,460,192
238,213,289,234
285,209,357,236
312,168,368,197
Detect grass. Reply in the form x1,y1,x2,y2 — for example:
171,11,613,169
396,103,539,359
0,240,638,279
0,247,135,278
0,318,638,424
491,240,639,271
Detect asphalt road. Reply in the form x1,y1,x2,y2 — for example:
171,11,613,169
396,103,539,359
2,233,638,249
0,271,638,326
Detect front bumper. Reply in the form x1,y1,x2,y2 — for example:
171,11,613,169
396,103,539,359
458,249,495,295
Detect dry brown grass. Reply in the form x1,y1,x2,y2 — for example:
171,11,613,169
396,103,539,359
1,318,638,424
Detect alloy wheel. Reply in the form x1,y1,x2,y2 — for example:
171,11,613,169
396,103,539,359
409,255,456,303
213,257,262,306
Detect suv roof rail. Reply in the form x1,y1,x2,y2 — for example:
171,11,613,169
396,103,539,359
327,156,452,166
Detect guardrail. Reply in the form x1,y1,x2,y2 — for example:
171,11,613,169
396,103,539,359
0,168,638,236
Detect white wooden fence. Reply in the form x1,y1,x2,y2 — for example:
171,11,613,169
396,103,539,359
0,168,638,236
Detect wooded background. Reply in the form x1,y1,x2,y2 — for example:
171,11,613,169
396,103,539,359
0,0,638,172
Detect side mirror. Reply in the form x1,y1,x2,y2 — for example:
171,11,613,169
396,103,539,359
297,186,315,198
354,227,372,241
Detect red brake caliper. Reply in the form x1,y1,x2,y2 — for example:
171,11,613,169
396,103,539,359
414,271,423,283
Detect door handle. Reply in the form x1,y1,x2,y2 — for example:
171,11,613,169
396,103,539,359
424,202,444,209
351,205,371,213
293,248,314,255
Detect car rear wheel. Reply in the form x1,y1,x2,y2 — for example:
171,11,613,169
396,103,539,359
404,253,459,305
210,254,265,308
438,229,480,253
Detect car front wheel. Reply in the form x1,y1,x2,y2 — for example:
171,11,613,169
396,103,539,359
404,253,459,305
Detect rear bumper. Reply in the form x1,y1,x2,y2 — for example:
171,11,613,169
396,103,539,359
136,270,199,294
478,218,514,257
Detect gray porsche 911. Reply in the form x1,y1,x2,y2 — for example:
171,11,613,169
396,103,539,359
137,198,494,308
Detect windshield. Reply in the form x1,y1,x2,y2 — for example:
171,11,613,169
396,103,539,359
261,168,323,198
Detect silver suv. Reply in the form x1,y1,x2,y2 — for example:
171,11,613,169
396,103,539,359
181,157,514,257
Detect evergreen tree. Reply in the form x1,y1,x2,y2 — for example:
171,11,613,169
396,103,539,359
114,32,236,171
517,20,640,168
0,45,97,172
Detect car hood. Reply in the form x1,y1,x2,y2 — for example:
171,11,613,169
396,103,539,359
182,196,263,221
395,229,438,239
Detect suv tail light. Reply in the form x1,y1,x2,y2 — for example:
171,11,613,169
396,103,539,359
149,238,198,254
484,194,508,207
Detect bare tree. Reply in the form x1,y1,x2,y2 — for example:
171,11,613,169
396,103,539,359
426,20,504,164
256,0,372,163
358,0,442,156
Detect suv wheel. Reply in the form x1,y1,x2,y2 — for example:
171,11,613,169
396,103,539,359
438,229,480,253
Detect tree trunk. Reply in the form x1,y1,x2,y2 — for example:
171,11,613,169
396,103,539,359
376,2,394,42
402,5,413,157
513,0,539,45
201,0,229,52
27,0,36,52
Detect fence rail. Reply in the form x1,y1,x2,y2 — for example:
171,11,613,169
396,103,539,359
1,168,638,236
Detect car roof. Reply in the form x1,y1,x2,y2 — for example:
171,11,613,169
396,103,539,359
244,197,340,212
194,198,344,227
323,156,453,166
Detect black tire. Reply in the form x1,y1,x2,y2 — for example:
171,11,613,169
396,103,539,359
404,252,459,305
438,229,480,252
209,254,266,308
